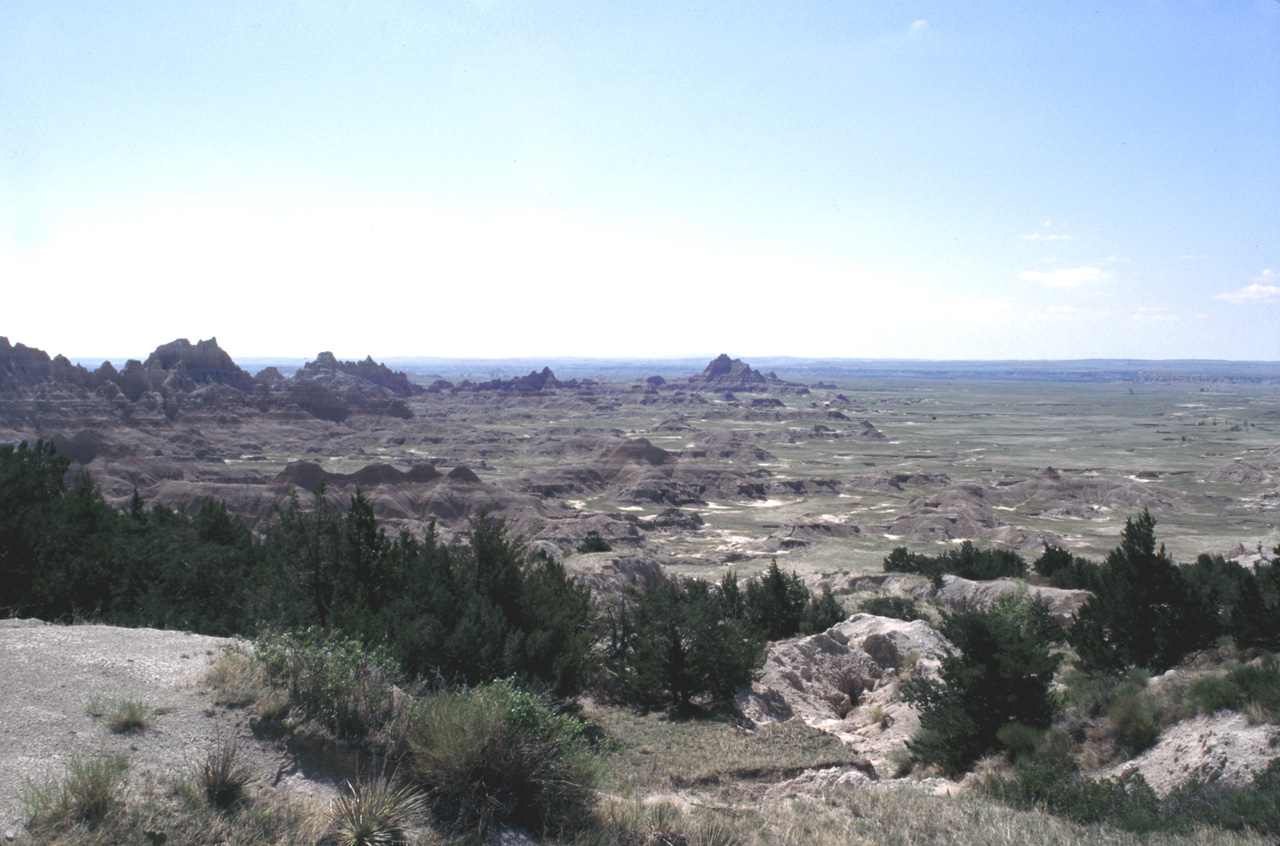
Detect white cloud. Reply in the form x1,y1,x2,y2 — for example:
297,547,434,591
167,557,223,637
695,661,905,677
1213,270,1280,304
1214,284,1280,304
1019,266,1110,288
910,19,928,32
1133,307,1177,322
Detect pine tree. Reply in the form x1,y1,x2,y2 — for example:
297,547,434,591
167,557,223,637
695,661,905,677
1068,510,1215,674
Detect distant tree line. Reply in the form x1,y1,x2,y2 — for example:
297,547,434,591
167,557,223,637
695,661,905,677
883,540,1027,582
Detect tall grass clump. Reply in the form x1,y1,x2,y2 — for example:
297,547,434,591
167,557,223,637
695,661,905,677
21,754,130,829
194,735,255,810
205,644,268,707
404,678,601,837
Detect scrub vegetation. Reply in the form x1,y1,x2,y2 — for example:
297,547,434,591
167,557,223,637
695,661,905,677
5,415,1280,842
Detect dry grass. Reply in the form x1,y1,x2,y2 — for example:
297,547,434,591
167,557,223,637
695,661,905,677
586,702,870,795
586,785,1272,846
105,699,154,734
203,646,268,708
17,759,325,846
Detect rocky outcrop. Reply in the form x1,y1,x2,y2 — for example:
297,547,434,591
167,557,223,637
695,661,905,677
994,466,1185,513
0,337,97,390
1204,459,1277,486
293,351,423,397
849,471,952,492
285,351,420,420
683,430,777,463
143,338,256,392
1105,711,1280,796
271,460,444,490
444,367,575,393
925,575,1090,626
736,614,952,770
683,354,805,394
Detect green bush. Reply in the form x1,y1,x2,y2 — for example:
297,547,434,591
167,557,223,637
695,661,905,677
1228,653,1280,720
801,586,846,633
858,595,924,622
989,753,1280,836
883,541,1026,583
743,560,811,640
1109,689,1161,755
615,575,764,711
1183,653,1280,722
995,722,1043,764
1032,545,1100,590
379,514,599,697
1186,674,1242,714
903,604,1061,775
404,679,600,837
255,628,402,742
1169,758,1280,835
984,763,1162,833
577,530,612,553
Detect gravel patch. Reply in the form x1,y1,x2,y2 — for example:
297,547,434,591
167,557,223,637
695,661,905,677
0,619,343,836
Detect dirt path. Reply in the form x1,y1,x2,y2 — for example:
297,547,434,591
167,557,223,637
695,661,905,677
0,619,342,836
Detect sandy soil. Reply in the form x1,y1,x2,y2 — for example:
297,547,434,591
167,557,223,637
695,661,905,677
0,619,342,836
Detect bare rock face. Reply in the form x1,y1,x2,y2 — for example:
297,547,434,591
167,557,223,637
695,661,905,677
287,351,420,419
763,764,877,798
1105,711,1280,796
736,614,953,771
144,338,256,392
927,575,1090,626
293,351,423,397
450,366,572,393
683,354,804,394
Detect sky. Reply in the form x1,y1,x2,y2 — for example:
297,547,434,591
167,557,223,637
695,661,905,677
2,1,1278,363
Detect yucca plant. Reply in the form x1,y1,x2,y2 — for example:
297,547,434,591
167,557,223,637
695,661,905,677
195,735,254,809
327,779,425,846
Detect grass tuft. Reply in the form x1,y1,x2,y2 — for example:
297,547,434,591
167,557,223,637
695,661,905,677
106,698,154,734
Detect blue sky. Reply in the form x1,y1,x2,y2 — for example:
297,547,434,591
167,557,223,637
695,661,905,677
2,1,1277,361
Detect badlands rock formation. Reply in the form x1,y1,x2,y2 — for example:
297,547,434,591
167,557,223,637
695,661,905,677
736,614,953,772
